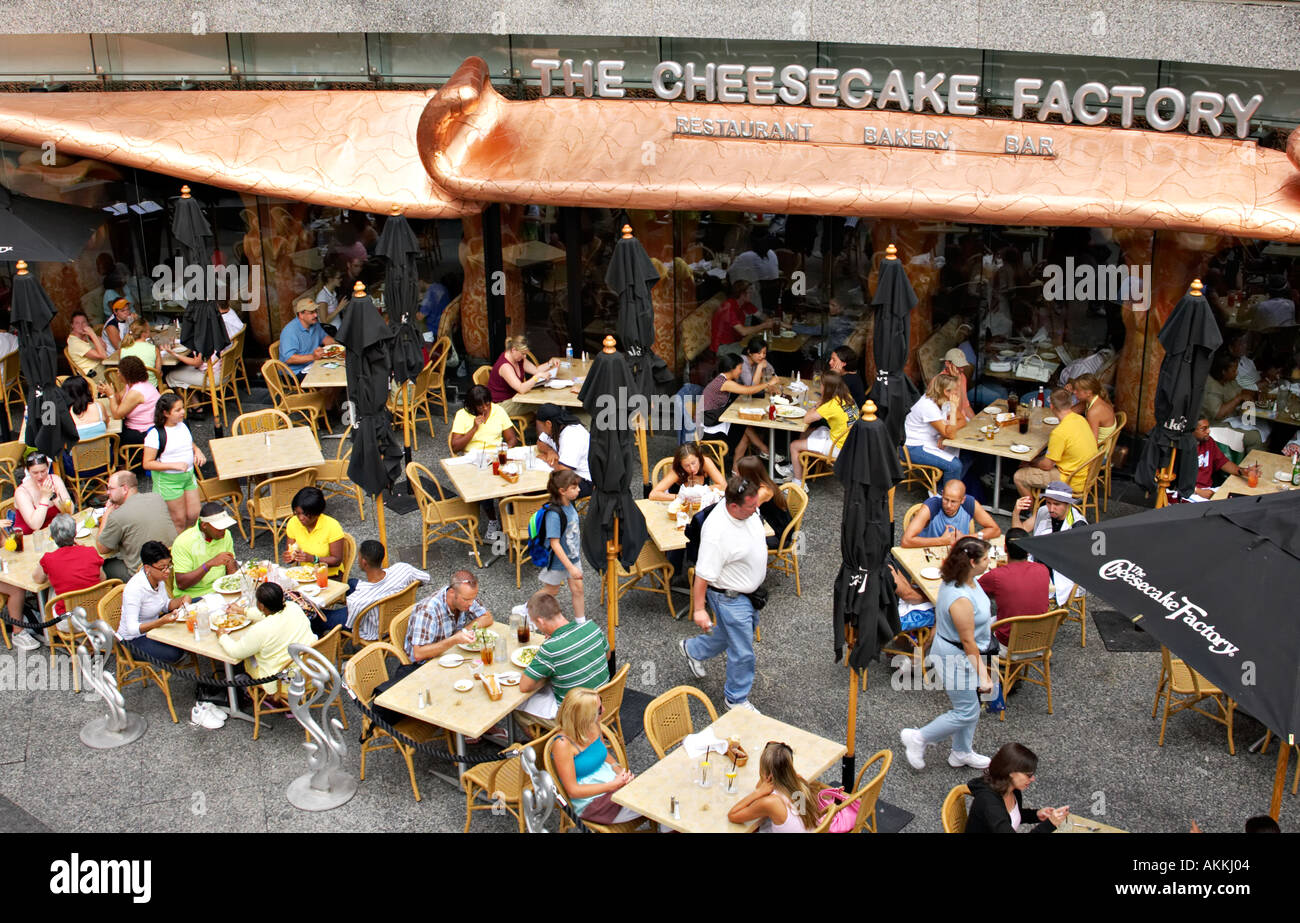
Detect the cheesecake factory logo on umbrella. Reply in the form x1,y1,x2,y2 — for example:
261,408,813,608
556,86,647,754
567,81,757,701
1098,559,1239,656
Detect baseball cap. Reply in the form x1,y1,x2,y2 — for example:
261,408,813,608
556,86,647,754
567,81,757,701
200,510,238,531
1042,481,1079,505
943,348,971,368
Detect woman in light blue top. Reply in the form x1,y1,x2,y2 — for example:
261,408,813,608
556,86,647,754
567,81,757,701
900,536,997,772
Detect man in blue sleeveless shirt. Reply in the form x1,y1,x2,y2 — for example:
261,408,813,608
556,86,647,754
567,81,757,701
901,480,1001,549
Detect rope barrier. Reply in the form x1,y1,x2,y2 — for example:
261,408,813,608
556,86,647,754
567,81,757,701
340,679,516,767
0,609,80,632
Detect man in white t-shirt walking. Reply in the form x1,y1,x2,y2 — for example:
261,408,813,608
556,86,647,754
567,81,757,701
678,477,768,712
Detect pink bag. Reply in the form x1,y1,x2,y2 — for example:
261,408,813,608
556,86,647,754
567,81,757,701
816,787,859,832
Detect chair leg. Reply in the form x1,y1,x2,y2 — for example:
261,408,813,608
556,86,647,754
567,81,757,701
1079,596,1086,647
793,551,801,596
401,744,422,802
1225,699,1235,756
334,698,349,730
464,782,478,832
1044,657,1053,714
1158,686,1172,747
355,487,365,521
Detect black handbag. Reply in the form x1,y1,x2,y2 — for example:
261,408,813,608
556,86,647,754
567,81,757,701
746,584,768,611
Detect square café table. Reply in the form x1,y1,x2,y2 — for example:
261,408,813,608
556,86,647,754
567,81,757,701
613,708,845,833
147,578,346,724
719,380,822,477
1211,448,1299,500
209,427,325,480
374,624,537,787
300,361,347,390
943,400,1054,515
892,536,1007,605
439,452,551,504
509,357,593,409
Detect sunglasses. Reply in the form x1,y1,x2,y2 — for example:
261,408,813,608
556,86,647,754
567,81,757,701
26,454,49,467
148,561,173,572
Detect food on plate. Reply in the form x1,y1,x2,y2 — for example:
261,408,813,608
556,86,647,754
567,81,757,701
319,344,345,360
512,645,540,668
284,565,318,582
214,574,244,594
461,627,499,652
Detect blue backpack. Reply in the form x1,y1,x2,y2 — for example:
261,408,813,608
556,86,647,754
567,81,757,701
525,503,555,567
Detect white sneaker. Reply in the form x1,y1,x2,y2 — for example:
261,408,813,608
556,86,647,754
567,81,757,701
949,750,991,770
199,702,228,724
11,630,40,651
726,699,760,714
773,461,793,478
900,728,926,770
678,639,706,679
190,705,224,730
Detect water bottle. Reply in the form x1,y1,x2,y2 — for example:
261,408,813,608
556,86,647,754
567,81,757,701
565,342,573,360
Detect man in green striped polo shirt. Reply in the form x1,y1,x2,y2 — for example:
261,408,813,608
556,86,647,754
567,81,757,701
518,591,608,721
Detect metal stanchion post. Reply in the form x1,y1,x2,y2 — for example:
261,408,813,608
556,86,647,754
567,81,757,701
285,643,357,811
71,607,147,749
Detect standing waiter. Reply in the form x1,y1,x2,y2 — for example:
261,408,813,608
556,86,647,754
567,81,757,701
677,476,769,713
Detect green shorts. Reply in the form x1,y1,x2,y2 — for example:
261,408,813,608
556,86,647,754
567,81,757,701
153,469,198,500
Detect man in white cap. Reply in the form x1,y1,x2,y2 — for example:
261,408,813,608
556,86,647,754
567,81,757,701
1011,481,1087,606
170,502,239,597
941,347,975,419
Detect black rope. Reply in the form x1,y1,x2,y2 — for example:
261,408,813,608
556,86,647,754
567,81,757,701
340,679,516,767
0,609,78,632
118,638,293,689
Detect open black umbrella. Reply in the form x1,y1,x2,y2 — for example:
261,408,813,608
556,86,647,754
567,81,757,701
172,186,231,436
578,336,649,667
1134,279,1222,503
12,261,76,453
831,400,902,787
0,185,104,263
1020,490,1300,819
605,224,665,493
338,282,404,550
376,212,426,509
867,245,921,449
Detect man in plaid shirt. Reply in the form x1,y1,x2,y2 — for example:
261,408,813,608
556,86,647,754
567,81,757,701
403,570,494,663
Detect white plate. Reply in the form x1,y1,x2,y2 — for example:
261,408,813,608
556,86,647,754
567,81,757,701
776,405,805,418
453,679,474,692
770,395,791,405
511,645,542,669
1275,471,1293,482
779,330,796,338
1010,444,1032,453
438,653,465,668
497,671,522,686
920,566,942,581
995,412,1016,424
787,380,809,392
1043,416,1060,425
982,405,1000,416
544,379,574,389
76,526,92,539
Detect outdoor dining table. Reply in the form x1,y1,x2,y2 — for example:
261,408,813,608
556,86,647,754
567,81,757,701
0,510,103,615
208,426,325,480
373,624,536,788
508,357,592,409
103,343,185,368
891,536,1008,605
1054,814,1126,833
439,450,551,505
146,577,347,724
718,379,822,477
612,708,845,832
1211,448,1299,500
942,400,1053,515
300,361,347,390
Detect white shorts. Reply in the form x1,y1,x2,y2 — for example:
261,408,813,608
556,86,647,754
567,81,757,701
806,427,841,458
519,685,558,720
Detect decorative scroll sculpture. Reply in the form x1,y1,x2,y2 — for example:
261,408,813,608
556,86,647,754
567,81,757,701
71,607,147,749
520,747,560,833
285,643,357,811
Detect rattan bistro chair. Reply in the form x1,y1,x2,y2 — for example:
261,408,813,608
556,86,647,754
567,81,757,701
248,625,350,741
45,579,123,693
388,360,438,451
246,467,318,554
500,491,548,588
388,605,415,658
0,440,24,496
596,663,631,754
426,336,453,424
345,582,418,651
66,432,118,507
463,729,558,833
315,435,365,521
345,641,452,803
643,685,718,759
407,461,481,568
813,749,893,833
231,408,293,435
767,482,808,595
198,472,247,542
899,445,943,496
544,727,651,833
941,784,972,833
261,359,332,438
1156,645,1236,755
607,542,676,620
994,608,1067,721
1100,411,1127,511
98,584,185,724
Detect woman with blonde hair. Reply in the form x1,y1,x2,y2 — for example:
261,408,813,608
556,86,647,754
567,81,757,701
487,333,559,416
550,688,643,825
118,318,163,387
903,371,972,485
727,741,821,832
1068,373,1116,446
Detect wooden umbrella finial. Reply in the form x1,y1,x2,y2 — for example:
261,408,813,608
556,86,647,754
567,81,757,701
15,260,28,276
885,244,898,261
391,204,402,216
602,335,617,353
1190,278,1204,296
621,224,633,239
862,399,878,421
180,184,191,198
353,280,366,297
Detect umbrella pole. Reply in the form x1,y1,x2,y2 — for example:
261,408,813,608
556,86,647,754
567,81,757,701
1270,735,1292,821
1154,448,1177,508
605,516,619,671
375,494,388,566
843,625,857,790
206,361,223,438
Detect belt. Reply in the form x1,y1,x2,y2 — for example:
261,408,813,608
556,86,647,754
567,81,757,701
708,586,743,599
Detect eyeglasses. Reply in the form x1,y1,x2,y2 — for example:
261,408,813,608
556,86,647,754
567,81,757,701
148,561,173,572
26,454,49,467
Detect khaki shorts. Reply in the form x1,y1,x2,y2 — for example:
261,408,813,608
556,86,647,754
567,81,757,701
1013,464,1060,491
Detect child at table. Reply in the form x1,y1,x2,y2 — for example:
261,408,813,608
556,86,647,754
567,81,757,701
537,468,584,623
727,741,822,832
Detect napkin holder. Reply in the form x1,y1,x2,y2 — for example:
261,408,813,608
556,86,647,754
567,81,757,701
477,672,504,701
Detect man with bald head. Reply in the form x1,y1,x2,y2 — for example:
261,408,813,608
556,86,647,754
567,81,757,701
900,479,1001,549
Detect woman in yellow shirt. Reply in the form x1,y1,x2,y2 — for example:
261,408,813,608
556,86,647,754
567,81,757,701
450,384,519,455
788,371,860,487
282,486,346,578
215,582,316,698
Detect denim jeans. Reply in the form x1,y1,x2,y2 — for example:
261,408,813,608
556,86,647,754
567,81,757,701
918,636,982,754
685,588,758,705
124,635,184,664
903,445,972,487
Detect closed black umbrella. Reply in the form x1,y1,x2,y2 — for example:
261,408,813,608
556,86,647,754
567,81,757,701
1134,279,1222,502
376,212,426,507
831,401,902,787
0,185,104,262
867,245,921,448
578,337,649,666
172,186,231,436
12,262,76,454
338,282,404,549
605,224,666,493
1020,490,1300,819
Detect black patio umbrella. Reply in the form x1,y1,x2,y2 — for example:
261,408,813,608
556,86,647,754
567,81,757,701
1133,279,1222,503
578,337,649,666
12,261,76,454
831,400,903,787
375,212,426,506
867,245,921,449
605,224,665,493
172,186,231,436
1020,490,1300,820
337,282,405,551
0,185,104,263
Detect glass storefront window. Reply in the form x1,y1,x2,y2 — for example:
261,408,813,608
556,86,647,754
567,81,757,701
235,33,369,80
512,35,660,87
374,33,510,83
98,34,233,81
1161,61,1300,128
0,34,95,80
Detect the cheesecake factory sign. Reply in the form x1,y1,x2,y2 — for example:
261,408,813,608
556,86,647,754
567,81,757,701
532,58,1265,158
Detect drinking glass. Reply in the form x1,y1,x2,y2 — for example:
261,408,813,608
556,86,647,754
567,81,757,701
724,770,739,795
698,758,712,788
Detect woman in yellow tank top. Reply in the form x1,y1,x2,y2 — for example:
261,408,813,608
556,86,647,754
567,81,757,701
1070,374,1117,445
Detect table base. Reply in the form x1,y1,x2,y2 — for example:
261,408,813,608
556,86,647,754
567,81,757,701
220,662,256,724
286,768,358,811
80,713,147,749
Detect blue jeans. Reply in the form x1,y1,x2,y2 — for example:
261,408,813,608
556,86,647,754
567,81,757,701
124,635,184,664
918,637,982,754
685,589,757,705
903,445,972,486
